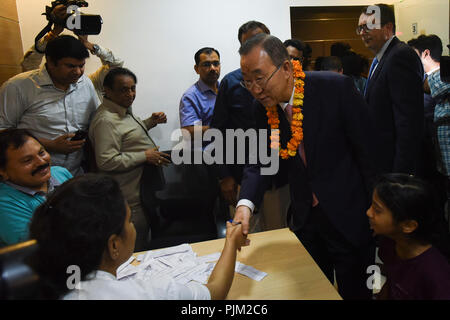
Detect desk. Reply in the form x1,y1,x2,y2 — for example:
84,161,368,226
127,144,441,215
146,228,341,300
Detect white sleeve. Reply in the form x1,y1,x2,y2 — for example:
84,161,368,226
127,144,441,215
89,45,124,95
236,199,255,213
136,274,211,300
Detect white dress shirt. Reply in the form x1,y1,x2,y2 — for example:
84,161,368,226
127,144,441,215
63,270,211,300
21,39,124,103
0,66,100,175
236,86,295,213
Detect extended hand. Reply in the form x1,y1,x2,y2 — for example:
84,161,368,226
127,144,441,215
150,112,167,125
233,205,252,236
46,133,85,155
51,4,69,26
226,222,250,251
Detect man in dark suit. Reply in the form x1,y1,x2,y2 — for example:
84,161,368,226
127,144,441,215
358,4,424,174
210,21,290,232
233,34,378,300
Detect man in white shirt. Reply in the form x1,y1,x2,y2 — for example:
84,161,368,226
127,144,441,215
21,14,124,103
0,35,100,176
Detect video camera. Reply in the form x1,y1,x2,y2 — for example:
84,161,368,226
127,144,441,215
43,0,102,35
35,0,103,53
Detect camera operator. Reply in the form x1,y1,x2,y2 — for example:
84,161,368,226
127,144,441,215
21,4,124,102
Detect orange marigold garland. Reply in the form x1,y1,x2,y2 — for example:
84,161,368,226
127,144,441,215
266,60,305,160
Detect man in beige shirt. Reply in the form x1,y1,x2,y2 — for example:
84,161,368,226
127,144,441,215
89,67,170,251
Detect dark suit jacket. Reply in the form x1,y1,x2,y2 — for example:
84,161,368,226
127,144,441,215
210,68,288,188
365,37,424,174
239,72,377,247
210,68,255,184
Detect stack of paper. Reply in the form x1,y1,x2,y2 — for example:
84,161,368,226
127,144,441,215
116,243,268,284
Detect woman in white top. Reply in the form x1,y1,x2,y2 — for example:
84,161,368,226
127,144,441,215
28,174,248,300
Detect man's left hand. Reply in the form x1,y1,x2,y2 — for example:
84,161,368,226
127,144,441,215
150,112,167,126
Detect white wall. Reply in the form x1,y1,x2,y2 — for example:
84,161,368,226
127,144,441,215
395,0,449,55
18,0,445,150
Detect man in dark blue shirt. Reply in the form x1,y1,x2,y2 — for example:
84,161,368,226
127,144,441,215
210,21,270,207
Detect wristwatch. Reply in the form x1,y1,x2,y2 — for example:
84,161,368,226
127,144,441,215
92,44,100,55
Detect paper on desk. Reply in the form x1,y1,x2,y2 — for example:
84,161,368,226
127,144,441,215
235,262,268,281
116,244,268,283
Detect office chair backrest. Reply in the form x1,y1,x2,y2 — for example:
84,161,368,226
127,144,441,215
141,150,228,249
0,240,40,300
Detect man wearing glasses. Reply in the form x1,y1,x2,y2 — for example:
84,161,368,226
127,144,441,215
210,21,291,234
234,34,378,300
179,47,221,139
357,4,424,175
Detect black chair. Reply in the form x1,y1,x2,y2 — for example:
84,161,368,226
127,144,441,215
0,240,40,300
142,151,229,250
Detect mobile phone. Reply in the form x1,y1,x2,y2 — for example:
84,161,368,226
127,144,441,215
71,130,88,141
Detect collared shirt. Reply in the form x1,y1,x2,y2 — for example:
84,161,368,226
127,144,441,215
427,66,440,77
179,79,219,128
428,69,450,176
88,98,156,207
237,86,296,213
371,35,396,76
0,166,72,247
4,174,60,197
63,270,211,300
0,66,100,175
21,40,124,102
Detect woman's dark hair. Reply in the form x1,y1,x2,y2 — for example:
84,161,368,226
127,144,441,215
29,174,128,299
103,67,138,89
45,35,90,64
375,173,450,258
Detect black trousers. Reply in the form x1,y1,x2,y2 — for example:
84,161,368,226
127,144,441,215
294,205,375,300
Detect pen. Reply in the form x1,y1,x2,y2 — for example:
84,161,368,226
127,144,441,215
228,219,242,225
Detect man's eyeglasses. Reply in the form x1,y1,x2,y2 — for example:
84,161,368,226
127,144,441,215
199,61,221,68
356,23,382,35
240,64,282,91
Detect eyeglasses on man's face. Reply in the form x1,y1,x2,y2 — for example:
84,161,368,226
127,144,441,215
240,64,282,91
356,23,383,35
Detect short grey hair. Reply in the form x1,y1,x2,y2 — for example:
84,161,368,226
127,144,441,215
239,34,289,67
